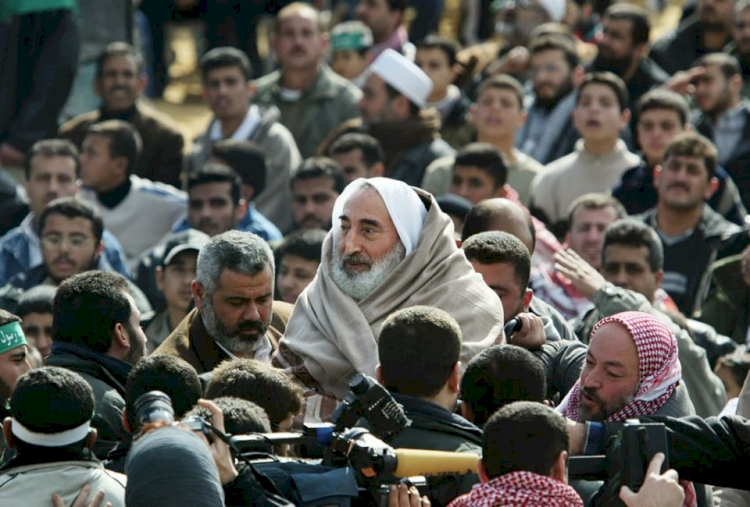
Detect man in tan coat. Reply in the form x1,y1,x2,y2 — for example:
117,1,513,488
274,177,506,421
154,231,292,374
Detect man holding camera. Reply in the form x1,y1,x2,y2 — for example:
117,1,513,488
558,311,705,505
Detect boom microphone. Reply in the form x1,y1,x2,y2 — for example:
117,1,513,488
391,449,479,478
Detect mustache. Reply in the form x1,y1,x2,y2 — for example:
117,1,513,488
581,386,603,404
342,252,372,266
235,320,267,334
52,255,73,264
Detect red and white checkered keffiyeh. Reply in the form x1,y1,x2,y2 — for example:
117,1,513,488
560,311,682,423
448,471,583,507
559,311,696,507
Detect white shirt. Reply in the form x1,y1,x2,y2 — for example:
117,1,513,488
209,104,261,142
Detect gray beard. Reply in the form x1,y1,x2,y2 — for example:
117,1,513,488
330,241,406,301
201,298,266,355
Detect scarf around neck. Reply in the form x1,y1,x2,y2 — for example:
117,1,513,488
448,472,583,507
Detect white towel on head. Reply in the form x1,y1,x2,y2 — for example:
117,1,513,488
332,177,428,256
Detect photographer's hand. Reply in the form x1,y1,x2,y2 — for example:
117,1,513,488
389,484,430,507
619,453,684,507
197,398,239,485
51,484,111,507
507,313,546,350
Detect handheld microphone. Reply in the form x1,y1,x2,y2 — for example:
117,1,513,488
391,449,479,478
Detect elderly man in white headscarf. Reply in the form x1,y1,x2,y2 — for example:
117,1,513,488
273,178,505,420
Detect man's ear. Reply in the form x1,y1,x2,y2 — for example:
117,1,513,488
236,199,248,220
619,108,632,131
375,364,385,385
550,450,568,483
495,184,510,198
85,428,98,450
371,162,385,178
478,459,490,483
653,164,662,187
155,265,165,292
522,288,533,312
192,280,206,309
109,322,130,358
95,241,105,259
122,409,132,434
448,362,461,394
655,269,664,288
2,418,15,450
704,176,720,200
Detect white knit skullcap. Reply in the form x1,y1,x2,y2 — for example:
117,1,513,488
369,49,433,108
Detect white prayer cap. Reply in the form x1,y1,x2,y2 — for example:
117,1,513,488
369,49,433,108
537,0,566,22
332,178,428,256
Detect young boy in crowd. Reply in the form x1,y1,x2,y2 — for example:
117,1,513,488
421,75,543,205
530,72,639,232
612,89,746,224
275,229,326,304
330,20,373,87
415,35,473,148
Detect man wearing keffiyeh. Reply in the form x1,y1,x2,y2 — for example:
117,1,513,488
449,401,583,507
558,311,699,506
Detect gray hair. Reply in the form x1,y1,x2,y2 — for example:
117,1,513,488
196,231,275,295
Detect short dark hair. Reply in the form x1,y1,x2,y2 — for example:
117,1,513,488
662,131,718,180
188,163,243,206
95,42,144,79
205,359,302,426
476,74,525,110
188,396,272,435
482,401,568,478
10,367,95,452
53,271,133,353
277,229,327,263
24,139,80,180
577,72,629,112
454,143,508,189
415,35,460,66
603,3,650,47
125,355,203,432
328,133,384,168
38,197,104,244
462,231,531,292
716,353,750,392
211,139,267,196
601,219,664,272
378,306,461,398
694,53,742,80
290,157,346,194
199,46,252,81
86,120,142,175
567,193,627,229
0,308,21,327
528,34,579,69
16,285,56,319
636,89,689,127
274,2,326,34
461,346,547,427
461,199,537,251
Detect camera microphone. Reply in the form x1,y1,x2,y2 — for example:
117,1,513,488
390,449,479,478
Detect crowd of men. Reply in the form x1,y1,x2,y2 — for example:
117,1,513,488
4,0,750,506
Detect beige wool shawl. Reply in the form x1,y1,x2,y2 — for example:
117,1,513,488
275,192,505,400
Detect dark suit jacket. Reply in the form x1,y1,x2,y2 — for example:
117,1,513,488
152,302,294,374
694,103,750,205
58,103,185,188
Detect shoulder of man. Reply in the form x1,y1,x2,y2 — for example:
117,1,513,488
58,110,100,138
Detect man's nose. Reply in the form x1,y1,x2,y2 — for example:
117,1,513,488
343,230,361,255
243,302,260,321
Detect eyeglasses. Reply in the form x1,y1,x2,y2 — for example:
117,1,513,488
41,234,95,249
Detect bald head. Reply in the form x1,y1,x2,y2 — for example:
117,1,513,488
462,198,535,253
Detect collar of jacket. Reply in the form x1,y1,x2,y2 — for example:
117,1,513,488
267,64,343,102
641,204,741,241
47,341,131,396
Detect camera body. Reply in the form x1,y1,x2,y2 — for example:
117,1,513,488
331,374,411,441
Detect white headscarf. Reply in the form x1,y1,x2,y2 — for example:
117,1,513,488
331,178,428,256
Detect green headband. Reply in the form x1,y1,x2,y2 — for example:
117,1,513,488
0,321,27,355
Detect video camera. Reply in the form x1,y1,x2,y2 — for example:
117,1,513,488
568,419,670,500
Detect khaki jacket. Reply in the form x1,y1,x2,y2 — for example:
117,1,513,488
153,302,293,374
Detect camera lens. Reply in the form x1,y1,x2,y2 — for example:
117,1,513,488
133,391,175,427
